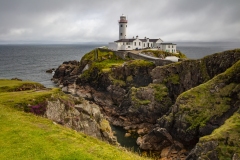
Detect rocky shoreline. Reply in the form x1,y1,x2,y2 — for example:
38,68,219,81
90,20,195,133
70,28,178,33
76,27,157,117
52,48,240,159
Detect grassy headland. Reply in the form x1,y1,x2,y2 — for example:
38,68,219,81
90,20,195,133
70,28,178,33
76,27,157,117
0,79,150,160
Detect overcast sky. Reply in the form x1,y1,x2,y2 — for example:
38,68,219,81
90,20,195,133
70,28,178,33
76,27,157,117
0,0,239,44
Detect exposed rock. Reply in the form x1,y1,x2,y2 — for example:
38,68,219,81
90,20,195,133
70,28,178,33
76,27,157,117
52,60,80,85
11,77,22,81
44,98,117,144
46,68,55,73
158,59,240,148
186,141,219,160
137,127,174,151
125,132,131,137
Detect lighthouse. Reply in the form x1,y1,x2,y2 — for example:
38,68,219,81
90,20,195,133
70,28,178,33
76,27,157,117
119,14,127,40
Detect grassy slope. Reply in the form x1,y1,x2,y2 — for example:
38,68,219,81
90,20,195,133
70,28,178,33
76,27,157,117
0,79,149,160
200,111,240,160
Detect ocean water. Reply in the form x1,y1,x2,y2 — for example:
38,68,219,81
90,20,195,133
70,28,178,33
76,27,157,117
0,42,239,88
0,44,101,87
177,41,240,59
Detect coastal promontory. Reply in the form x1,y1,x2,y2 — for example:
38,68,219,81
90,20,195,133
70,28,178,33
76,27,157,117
52,48,240,159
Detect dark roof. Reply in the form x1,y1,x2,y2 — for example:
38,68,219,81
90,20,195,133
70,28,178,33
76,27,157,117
149,39,159,42
115,39,135,42
115,38,164,43
139,39,146,42
161,43,176,45
140,38,162,42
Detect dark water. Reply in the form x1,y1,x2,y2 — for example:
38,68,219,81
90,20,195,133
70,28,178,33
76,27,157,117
176,42,240,59
0,44,101,87
111,125,140,152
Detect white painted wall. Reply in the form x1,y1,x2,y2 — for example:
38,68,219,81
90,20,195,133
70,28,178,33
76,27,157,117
154,39,164,48
160,44,177,53
132,39,142,49
108,42,118,50
119,15,127,39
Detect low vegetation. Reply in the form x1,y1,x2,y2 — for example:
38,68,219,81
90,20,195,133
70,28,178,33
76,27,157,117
175,60,240,130
200,111,240,159
80,48,155,87
126,59,155,68
142,50,187,59
130,87,151,107
0,79,150,160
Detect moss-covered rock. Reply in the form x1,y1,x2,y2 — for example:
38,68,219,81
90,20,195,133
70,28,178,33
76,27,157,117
158,59,240,149
187,110,240,160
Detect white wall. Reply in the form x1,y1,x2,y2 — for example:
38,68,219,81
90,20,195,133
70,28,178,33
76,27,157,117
108,42,118,51
154,39,164,48
160,44,177,53
132,39,142,49
119,23,127,39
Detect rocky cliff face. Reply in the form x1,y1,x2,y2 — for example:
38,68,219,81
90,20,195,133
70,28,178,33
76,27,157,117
52,48,240,159
44,95,117,144
138,50,240,159
151,49,240,100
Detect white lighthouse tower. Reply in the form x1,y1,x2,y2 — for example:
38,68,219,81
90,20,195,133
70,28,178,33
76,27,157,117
119,14,127,40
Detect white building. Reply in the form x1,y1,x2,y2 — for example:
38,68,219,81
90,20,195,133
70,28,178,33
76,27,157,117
109,14,177,53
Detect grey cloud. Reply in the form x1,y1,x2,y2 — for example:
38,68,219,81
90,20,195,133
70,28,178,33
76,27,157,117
0,0,239,44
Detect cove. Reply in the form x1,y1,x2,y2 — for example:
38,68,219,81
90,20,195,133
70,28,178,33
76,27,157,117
111,125,140,152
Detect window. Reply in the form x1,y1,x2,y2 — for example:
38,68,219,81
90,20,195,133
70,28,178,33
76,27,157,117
139,42,141,45
120,33,122,36
134,42,136,46
121,25,122,27
172,45,173,48
144,43,145,47
128,46,130,48
126,25,127,27
168,45,170,48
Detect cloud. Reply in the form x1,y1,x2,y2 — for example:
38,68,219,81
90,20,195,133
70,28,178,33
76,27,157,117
0,0,239,44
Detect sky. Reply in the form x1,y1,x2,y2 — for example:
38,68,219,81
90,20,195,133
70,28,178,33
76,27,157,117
0,0,239,44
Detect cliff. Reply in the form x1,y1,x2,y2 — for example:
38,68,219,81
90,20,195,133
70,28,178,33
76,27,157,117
52,48,240,159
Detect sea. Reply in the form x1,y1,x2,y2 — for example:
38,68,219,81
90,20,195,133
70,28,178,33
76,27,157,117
0,42,239,88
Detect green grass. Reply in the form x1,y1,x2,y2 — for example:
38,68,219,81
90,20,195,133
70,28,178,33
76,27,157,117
151,84,170,102
0,79,150,160
80,49,125,80
0,79,45,92
126,59,155,68
164,74,180,85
